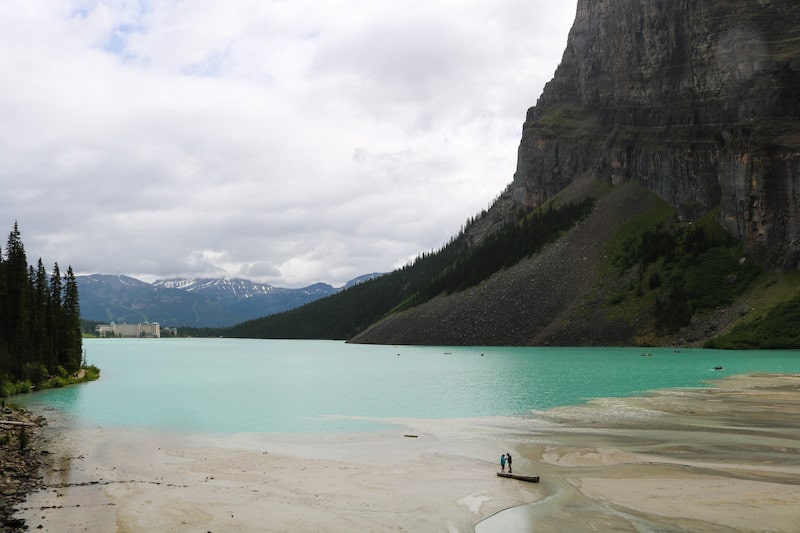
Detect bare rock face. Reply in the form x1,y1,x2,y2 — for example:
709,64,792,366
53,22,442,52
511,0,800,270
353,0,798,347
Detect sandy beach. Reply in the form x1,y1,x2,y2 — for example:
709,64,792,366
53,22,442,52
15,373,800,532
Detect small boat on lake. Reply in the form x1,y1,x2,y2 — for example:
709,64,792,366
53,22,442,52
497,472,540,483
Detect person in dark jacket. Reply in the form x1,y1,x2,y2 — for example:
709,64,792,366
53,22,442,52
506,453,512,473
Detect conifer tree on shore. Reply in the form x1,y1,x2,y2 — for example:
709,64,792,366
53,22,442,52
0,222,83,391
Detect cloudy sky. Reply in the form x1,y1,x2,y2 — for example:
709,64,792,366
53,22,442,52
1,0,576,288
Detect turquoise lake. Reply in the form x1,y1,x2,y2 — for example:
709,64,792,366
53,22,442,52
15,338,800,433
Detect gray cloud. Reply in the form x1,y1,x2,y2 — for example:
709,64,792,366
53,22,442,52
0,0,576,288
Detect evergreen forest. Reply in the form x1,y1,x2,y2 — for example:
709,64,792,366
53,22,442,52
0,222,86,396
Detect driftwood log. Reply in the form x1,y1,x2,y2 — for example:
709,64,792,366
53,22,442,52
497,472,540,483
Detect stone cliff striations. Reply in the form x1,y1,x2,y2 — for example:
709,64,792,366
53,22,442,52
509,0,800,270
349,0,800,347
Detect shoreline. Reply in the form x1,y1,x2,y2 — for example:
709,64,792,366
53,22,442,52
480,372,800,531
0,406,47,532
13,372,800,531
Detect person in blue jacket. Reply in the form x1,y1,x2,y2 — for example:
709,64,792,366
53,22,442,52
500,453,506,472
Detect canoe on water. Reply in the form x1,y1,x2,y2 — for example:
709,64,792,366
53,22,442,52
497,472,540,483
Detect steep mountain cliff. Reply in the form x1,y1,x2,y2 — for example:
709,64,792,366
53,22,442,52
507,0,800,268
350,0,800,346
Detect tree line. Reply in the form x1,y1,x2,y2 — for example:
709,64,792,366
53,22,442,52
226,198,594,340
1,222,83,394
405,198,594,307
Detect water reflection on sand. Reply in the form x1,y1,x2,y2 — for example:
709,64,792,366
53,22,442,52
478,373,800,532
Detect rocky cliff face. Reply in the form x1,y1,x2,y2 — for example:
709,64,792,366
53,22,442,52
350,0,800,347
507,0,800,270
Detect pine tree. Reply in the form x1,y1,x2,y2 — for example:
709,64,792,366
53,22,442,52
5,222,30,377
34,259,54,369
50,263,65,371
0,242,8,378
62,266,82,373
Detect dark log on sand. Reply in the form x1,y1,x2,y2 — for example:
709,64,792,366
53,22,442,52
497,472,540,483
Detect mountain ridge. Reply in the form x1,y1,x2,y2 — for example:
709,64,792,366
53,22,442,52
78,273,383,328
509,0,800,268
232,0,800,347
352,0,800,346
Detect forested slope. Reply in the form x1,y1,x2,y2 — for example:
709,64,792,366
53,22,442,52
226,197,593,340
1,223,85,395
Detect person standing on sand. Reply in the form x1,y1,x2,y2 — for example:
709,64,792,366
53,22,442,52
506,453,512,473
500,453,506,472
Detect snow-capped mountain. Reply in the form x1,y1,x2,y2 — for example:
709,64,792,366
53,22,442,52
152,277,279,306
78,273,384,328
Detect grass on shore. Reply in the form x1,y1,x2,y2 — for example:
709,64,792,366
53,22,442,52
1,364,100,398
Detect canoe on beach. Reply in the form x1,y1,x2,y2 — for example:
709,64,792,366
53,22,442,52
497,472,540,483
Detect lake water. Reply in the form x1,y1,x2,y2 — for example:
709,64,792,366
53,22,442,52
15,338,800,433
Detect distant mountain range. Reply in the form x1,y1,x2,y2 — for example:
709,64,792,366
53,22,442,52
77,273,383,328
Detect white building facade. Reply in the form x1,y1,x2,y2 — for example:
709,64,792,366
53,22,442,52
95,322,161,338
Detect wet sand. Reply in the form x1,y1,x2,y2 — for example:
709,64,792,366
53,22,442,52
482,373,800,532
16,373,800,532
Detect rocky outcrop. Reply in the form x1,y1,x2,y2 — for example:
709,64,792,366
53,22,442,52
0,406,46,532
507,0,800,270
